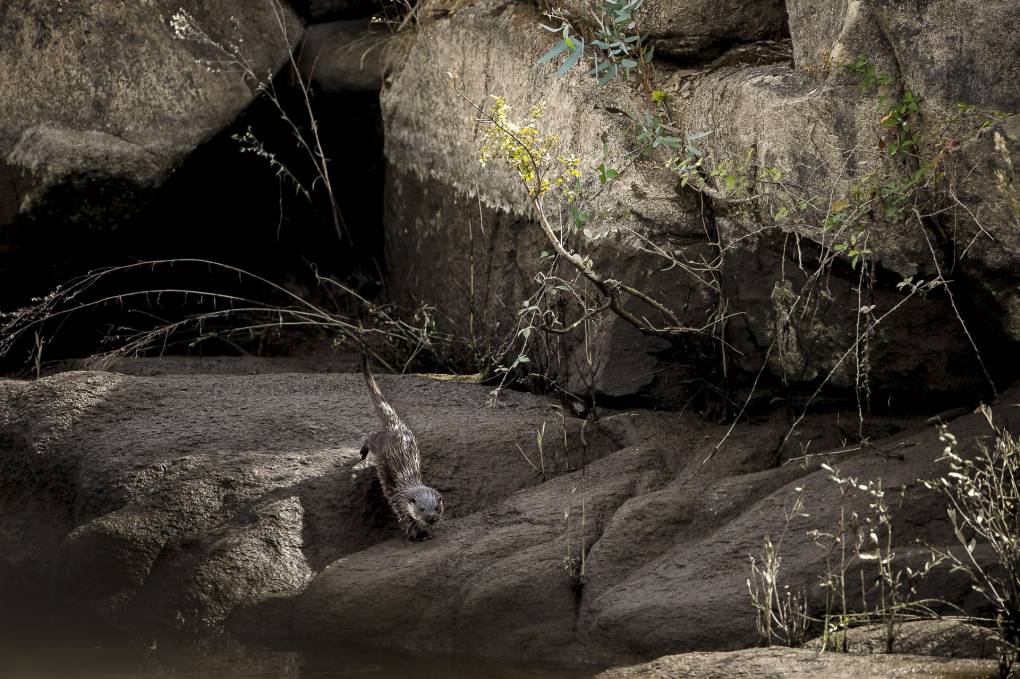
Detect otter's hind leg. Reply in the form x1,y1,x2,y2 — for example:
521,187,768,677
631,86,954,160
360,431,385,460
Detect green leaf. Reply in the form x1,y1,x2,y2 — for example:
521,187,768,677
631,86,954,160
537,40,569,65
570,206,589,229
597,163,620,184
556,39,585,76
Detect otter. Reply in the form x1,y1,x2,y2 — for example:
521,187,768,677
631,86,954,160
360,361,443,541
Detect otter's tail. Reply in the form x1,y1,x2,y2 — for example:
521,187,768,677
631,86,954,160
362,356,398,429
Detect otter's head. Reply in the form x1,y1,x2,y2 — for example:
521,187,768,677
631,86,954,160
405,485,444,528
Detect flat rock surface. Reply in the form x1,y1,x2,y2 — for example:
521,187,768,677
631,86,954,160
2,368,1017,666
0,370,607,633
596,647,998,678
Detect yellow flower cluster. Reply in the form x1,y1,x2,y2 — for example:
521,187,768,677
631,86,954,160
478,96,583,201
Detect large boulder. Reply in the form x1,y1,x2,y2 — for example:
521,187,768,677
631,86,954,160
380,0,714,401
0,0,302,239
663,64,997,396
379,0,1010,405
784,0,1020,340
279,410,808,663
270,384,1018,664
279,393,1019,665
2,368,1017,666
0,370,608,633
788,0,1019,112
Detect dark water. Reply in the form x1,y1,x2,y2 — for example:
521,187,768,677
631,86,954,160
0,641,598,679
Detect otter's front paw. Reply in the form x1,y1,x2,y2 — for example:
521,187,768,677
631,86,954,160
407,525,432,542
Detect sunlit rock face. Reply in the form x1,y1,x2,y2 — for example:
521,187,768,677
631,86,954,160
378,0,1018,405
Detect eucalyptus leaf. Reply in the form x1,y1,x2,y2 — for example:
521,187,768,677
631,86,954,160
556,39,585,76
537,40,569,65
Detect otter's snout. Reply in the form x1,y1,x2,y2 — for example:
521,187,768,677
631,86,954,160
425,514,438,525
